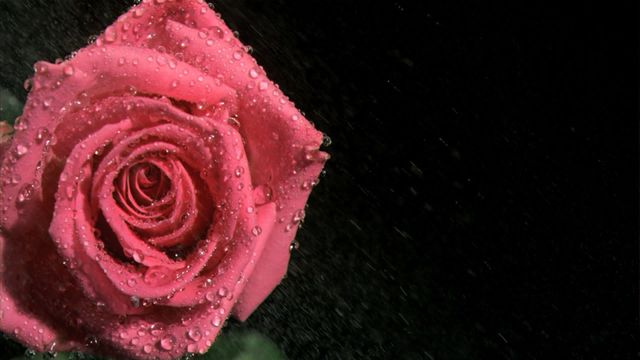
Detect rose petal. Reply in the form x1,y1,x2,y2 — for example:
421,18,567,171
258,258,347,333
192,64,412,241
0,232,82,353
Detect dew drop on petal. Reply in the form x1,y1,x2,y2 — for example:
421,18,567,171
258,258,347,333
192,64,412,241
63,65,74,76
249,69,258,79
149,323,164,336
143,344,152,353
17,183,35,203
211,316,221,327
132,250,144,263
209,26,223,39
104,27,117,43
253,184,273,205
65,185,75,199
15,144,28,156
160,335,175,351
134,7,145,17
187,327,202,341
179,37,190,48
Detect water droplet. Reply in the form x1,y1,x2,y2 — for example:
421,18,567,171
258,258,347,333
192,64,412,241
253,185,273,205
43,98,52,108
23,78,33,91
144,267,170,285
13,116,26,131
130,296,140,308
35,127,49,144
211,316,221,327
118,57,126,66
187,327,202,341
289,240,300,251
291,114,299,121
305,149,330,162
209,26,223,39
322,133,332,147
234,166,244,177
134,7,145,17
85,335,99,347
246,206,254,214
149,323,164,336
232,51,243,60
198,29,208,39
160,334,175,351
105,27,117,43
143,344,152,353
127,278,137,287
258,81,268,91
130,337,140,346
252,226,262,236
63,65,74,76
171,79,179,88
217,287,227,297
205,291,216,302
293,209,306,224
249,69,258,79
65,185,75,199
179,37,190,48
132,250,144,263
10,173,21,184
15,144,28,156
206,39,214,46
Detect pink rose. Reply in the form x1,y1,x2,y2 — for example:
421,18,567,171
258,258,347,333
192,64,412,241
0,0,328,359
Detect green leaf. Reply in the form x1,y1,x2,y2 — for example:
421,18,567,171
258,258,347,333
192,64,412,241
0,88,23,125
196,331,286,360
10,331,285,360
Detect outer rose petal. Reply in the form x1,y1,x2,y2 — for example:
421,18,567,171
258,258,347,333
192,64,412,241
233,158,327,320
0,233,82,353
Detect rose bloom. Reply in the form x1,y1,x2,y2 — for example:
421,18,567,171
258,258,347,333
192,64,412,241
0,0,328,358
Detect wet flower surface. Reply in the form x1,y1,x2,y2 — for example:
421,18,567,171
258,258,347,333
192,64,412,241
0,0,327,359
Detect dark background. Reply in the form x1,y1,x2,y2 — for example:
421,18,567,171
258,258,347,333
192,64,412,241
0,1,636,359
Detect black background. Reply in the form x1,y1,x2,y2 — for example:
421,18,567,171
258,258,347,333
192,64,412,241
0,1,636,359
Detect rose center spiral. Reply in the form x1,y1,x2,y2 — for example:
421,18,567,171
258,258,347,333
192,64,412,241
129,163,171,205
